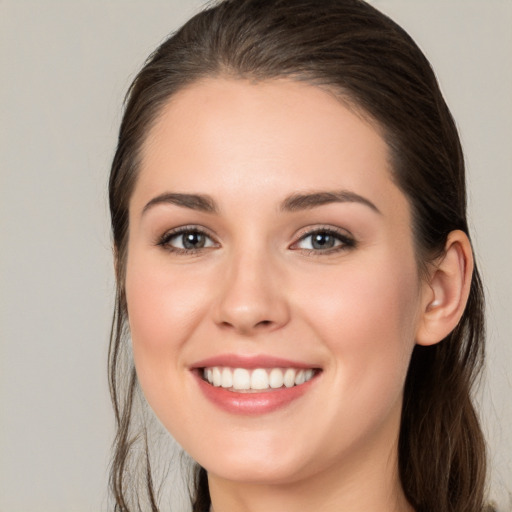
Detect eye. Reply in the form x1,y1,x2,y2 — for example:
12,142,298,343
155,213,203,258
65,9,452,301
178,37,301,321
158,227,217,253
292,228,355,253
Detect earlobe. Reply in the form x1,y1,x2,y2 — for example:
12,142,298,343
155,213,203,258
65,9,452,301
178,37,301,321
416,230,474,346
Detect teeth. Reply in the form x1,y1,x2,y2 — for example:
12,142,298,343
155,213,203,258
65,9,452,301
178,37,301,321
283,368,296,388
202,367,316,391
221,367,233,388
212,367,222,387
295,370,305,385
251,369,269,390
269,368,284,388
233,368,251,390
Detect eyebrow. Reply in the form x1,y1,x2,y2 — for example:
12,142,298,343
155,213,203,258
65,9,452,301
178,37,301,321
141,189,381,216
142,192,218,215
280,190,381,214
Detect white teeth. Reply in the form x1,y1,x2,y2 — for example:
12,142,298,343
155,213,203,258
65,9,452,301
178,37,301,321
203,366,316,391
283,368,296,388
212,367,222,387
251,369,269,390
221,367,233,388
269,368,284,388
233,368,251,390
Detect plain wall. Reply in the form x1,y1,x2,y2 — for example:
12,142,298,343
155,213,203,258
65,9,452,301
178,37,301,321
0,1,510,511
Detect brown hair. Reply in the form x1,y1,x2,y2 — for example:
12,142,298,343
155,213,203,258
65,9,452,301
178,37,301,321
108,1,487,510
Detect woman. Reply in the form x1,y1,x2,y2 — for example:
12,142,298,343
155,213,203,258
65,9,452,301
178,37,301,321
108,0,488,511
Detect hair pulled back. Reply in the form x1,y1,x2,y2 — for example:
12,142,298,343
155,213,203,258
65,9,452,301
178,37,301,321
108,1,487,511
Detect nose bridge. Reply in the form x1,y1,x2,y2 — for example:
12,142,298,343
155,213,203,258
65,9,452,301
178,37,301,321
214,241,289,334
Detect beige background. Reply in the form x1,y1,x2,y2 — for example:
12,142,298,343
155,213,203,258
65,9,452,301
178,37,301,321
0,1,510,511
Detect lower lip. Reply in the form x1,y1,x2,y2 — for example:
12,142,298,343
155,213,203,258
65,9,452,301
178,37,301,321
194,372,318,415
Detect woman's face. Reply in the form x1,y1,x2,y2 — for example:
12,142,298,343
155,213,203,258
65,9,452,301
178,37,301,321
125,78,428,485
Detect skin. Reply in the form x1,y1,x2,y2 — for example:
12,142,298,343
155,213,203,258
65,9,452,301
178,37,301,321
124,78,472,512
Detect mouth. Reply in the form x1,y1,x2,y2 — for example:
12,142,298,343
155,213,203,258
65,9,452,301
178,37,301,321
200,366,318,393
190,354,322,414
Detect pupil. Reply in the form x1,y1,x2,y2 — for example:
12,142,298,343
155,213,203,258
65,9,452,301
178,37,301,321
183,232,205,249
312,233,334,249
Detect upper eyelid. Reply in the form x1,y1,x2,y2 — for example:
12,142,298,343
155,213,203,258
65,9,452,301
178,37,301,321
293,225,354,240
160,224,215,238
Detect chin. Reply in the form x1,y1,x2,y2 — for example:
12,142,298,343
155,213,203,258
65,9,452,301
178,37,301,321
191,433,326,486
204,456,308,485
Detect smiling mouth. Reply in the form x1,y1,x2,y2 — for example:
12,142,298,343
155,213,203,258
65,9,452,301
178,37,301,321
201,367,319,393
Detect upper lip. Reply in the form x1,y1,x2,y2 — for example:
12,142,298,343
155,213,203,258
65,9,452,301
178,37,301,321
190,354,320,370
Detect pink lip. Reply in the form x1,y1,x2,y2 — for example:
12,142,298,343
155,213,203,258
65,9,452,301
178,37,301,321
194,373,318,415
190,353,318,370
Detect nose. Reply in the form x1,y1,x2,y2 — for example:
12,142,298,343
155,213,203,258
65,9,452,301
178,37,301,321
213,249,290,335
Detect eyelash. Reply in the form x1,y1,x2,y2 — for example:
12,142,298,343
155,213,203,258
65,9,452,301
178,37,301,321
157,225,218,255
291,227,356,255
156,226,356,255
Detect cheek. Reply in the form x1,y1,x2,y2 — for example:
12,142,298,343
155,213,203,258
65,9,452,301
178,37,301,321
296,254,420,394
124,251,210,393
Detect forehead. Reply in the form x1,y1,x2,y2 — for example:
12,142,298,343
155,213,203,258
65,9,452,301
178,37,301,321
133,77,405,218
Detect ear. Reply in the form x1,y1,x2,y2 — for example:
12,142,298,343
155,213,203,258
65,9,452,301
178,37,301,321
416,230,474,346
